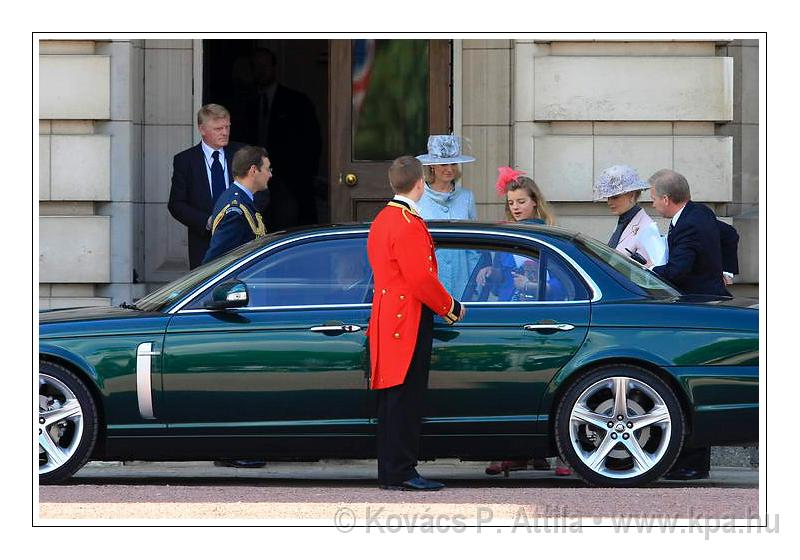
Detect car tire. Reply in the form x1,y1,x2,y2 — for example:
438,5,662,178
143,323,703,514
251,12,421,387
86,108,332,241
555,364,685,487
39,361,99,485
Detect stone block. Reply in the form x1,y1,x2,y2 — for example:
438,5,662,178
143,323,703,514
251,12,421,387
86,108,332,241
51,121,94,134
532,136,593,201
39,216,110,283
39,202,95,216
462,49,511,126
50,135,111,201
552,122,593,135
96,201,136,284
513,122,535,173
463,40,511,49
96,41,138,123
144,48,194,125
549,41,716,57
40,284,51,297
674,136,733,202
46,297,111,310
39,41,95,55
594,122,673,136
145,40,193,49
476,203,506,222
461,126,511,204
740,124,759,205
144,125,194,204
96,121,140,202
534,56,733,121
741,46,759,125
39,120,51,134
513,42,535,122
39,135,50,200
733,216,759,283
144,202,191,283
673,122,715,135
593,136,673,188
51,284,95,297
40,55,110,120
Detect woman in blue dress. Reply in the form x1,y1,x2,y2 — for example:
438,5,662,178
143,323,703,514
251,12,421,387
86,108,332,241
416,135,480,298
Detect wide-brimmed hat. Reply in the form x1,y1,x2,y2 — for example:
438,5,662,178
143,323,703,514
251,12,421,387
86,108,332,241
593,164,649,201
416,135,476,165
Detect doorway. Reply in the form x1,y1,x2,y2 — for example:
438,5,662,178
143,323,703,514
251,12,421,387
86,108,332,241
203,39,451,226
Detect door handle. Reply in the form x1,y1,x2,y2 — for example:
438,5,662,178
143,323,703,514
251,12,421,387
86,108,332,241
523,323,575,332
310,324,362,334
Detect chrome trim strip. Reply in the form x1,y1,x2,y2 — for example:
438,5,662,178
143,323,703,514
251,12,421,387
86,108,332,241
136,343,156,420
169,227,602,313
524,323,576,332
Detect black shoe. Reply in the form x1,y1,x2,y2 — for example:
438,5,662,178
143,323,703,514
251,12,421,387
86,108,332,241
380,476,445,491
213,460,267,468
664,467,709,481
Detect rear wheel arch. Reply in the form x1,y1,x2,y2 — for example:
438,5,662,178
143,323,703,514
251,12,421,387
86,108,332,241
547,358,695,442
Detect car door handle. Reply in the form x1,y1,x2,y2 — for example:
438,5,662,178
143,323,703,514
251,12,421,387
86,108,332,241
523,323,575,332
310,324,362,334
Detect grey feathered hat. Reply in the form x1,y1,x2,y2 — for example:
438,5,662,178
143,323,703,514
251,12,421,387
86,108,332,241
416,135,476,165
593,164,650,201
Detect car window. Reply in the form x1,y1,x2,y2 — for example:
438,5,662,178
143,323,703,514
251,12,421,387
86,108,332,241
542,251,589,302
575,234,680,298
186,237,373,309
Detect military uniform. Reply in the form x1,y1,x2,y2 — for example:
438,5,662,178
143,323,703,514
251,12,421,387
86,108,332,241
366,197,462,486
202,183,266,264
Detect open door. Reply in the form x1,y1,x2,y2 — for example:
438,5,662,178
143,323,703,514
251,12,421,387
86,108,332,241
330,39,451,222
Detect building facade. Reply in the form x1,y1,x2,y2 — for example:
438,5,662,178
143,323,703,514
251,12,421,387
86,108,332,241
38,38,759,307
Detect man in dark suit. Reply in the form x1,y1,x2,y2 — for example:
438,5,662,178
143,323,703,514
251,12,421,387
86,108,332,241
650,169,730,298
168,104,268,269
649,168,731,480
235,49,322,229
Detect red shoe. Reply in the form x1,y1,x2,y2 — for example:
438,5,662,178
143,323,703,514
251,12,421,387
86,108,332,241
485,460,529,476
554,466,572,476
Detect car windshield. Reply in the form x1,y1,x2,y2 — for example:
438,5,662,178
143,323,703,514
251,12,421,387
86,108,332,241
575,235,681,299
135,239,265,312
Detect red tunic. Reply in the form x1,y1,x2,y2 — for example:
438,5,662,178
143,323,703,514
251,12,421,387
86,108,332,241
366,201,459,389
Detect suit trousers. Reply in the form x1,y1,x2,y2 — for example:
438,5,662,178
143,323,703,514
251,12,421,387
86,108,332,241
376,306,434,485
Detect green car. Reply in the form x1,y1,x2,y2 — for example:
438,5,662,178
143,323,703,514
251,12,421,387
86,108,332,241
39,223,758,487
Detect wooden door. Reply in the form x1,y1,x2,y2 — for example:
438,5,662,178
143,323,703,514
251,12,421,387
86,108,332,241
329,39,451,222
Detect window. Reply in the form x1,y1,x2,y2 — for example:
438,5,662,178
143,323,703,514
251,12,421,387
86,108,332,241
186,237,373,309
438,243,588,303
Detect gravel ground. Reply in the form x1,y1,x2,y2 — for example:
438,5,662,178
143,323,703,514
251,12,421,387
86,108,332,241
39,462,759,522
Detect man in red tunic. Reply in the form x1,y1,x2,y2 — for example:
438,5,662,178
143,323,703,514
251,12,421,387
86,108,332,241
367,156,465,491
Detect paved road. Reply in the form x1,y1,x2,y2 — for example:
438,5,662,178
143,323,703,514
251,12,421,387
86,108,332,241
39,461,759,522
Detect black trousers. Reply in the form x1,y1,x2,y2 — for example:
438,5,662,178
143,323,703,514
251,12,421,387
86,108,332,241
671,447,711,473
376,307,434,486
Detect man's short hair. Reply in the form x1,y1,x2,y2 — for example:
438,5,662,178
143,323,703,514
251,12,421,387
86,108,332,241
388,156,423,194
197,103,230,126
232,146,269,179
649,169,691,204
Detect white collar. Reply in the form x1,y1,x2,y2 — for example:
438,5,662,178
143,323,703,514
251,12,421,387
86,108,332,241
201,141,225,161
393,194,421,215
671,204,687,227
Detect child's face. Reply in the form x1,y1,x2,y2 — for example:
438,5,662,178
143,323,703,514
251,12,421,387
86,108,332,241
507,189,537,221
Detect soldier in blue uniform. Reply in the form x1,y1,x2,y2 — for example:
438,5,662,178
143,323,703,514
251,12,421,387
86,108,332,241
202,146,271,264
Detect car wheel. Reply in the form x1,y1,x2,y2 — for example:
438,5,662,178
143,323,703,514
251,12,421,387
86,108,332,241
39,361,98,485
555,364,685,487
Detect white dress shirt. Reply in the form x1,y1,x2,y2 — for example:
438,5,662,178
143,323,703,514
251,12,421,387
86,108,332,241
201,141,230,198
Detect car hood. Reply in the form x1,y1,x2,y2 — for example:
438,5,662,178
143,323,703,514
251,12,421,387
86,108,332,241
40,306,163,324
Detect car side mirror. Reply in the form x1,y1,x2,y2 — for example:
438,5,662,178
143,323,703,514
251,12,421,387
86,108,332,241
205,279,249,311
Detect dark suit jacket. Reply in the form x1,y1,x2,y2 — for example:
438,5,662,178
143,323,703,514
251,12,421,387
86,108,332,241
652,201,730,297
168,141,270,269
718,220,740,275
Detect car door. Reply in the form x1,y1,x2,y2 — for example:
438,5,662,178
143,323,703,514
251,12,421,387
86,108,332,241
160,234,373,449
415,234,592,446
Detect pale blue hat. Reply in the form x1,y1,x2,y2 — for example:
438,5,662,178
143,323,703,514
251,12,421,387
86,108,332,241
416,135,476,165
593,164,649,201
